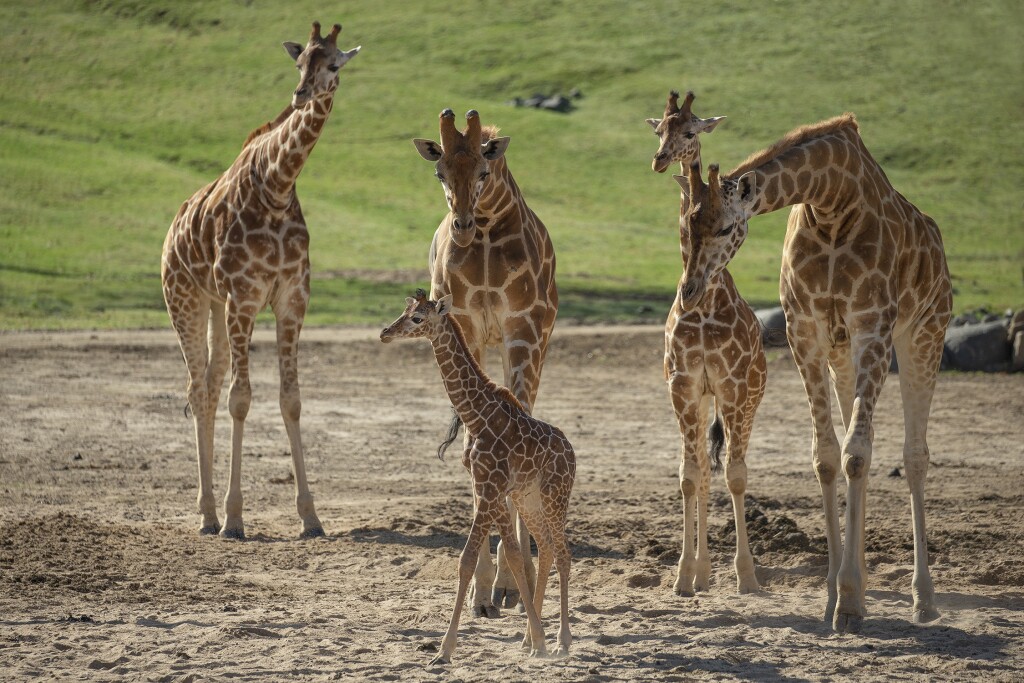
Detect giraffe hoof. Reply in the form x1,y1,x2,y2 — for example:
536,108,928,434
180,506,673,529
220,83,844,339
492,586,520,609
220,527,245,541
833,611,863,634
913,606,940,624
199,524,221,536
428,653,450,667
473,603,500,619
300,526,325,539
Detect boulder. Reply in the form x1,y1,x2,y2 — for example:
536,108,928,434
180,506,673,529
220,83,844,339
943,320,1011,371
755,307,788,347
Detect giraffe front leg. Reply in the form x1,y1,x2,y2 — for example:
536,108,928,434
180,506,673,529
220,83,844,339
720,399,759,594
220,298,257,540
275,307,323,538
467,477,499,618
694,403,712,592
669,377,703,597
432,495,494,666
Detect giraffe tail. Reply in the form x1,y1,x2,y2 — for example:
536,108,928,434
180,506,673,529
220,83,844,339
708,410,725,474
437,408,462,461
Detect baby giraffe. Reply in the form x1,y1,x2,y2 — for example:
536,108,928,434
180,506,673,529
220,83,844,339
380,291,575,664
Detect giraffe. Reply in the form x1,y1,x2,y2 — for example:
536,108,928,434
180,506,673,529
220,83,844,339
160,22,360,539
413,109,558,616
380,291,575,664
681,113,952,632
647,90,766,596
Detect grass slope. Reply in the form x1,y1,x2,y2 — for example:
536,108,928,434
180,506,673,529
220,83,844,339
0,0,1021,329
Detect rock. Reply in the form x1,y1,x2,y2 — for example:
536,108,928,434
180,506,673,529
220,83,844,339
569,87,583,99
889,467,902,478
943,320,1011,371
523,93,546,108
755,307,788,347
540,95,572,112
1008,310,1024,340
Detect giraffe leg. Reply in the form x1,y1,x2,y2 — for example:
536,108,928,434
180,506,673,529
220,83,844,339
495,500,546,658
834,331,892,633
163,274,220,535
668,374,704,597
894,319,945,624
512,486,550,652
694,397,713,592
273,299,324,538
544,479,573,656
720,398,759,594
220,297,258,540
789,330,843,623
494,334,542,611
468,476,499,618
432,491,494,666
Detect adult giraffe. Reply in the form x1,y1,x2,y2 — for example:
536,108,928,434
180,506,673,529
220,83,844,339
413,109,558,616
681,114,951,632
161,22,360,539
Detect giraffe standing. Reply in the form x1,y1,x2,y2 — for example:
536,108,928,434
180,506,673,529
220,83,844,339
413,109,558,615
161,22,360,539
682,114,952,632
380,291,575,664
647,91,765,595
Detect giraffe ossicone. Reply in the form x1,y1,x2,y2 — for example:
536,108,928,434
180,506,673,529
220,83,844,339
691,113,951,632
380,293,575,665
412,108,559,616
161,21,360,539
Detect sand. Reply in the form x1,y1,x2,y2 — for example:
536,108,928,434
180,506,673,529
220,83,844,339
1,325,1022,681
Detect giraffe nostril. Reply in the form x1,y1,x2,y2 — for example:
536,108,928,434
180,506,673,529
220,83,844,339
655,152,668,161
453,218,461,230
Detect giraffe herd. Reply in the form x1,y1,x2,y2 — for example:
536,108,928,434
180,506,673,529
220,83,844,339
161,22,952,664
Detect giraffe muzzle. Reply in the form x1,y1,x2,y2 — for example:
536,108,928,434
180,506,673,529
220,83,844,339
652,152,671,173
680,278,706,309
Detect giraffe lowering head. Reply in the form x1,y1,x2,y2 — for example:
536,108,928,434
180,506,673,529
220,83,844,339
413,110,511,248
283,21,360,108
647,90,726,173
380,289,453,343
673,163,756,309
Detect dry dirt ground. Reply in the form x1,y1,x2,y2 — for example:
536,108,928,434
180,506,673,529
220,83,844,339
1,325,1023,682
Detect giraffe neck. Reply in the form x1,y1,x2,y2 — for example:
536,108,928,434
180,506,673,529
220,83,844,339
729,118,866,217
252,89,337,210
475,157,522,223
429,317,504,434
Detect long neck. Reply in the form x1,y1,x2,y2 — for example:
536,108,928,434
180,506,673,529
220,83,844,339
255,90,337,208
429,318,497,434
476,156,522,223
732,122,866,217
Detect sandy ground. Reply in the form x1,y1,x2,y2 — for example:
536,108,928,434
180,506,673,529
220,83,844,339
1,324,1023,682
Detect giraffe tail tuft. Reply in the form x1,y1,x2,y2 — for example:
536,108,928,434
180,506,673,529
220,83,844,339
437,408,462,461
708,413,725,473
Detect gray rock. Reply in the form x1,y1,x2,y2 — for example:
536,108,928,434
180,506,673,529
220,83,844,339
943,320,1011,371
755,307,788,347
540,95,572,112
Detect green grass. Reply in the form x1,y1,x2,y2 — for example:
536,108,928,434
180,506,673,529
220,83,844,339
1,0,1021,330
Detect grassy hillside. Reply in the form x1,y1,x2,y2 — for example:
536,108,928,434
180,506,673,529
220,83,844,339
1,0,1021,329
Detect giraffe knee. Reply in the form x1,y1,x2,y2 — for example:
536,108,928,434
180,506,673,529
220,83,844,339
725,459,747,496
229,381,251,421
680,477,697,497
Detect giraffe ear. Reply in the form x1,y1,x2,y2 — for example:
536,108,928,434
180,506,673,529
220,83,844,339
673,174,691,199
645,118,661,130
413,138,443,161
737,172,757,213
481,136,510,161
405,297,416,307
283,42,304,62
696,116,726,134
435,294,454,317
333,45,361,68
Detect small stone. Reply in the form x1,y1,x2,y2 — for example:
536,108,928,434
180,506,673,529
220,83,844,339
889,467,902,478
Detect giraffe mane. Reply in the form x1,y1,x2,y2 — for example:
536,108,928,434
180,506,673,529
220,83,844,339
480,124,501,143
444,312,525,412
241,104,295,149
728,113,858,177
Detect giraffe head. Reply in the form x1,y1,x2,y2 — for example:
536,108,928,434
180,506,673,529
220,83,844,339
647,91,725,174
413,110,512,248
282,22,360,108
672,163,757,309
380,289,454,343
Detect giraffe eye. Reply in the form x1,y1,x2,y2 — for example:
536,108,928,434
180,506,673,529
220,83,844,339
327,64,340,72
435,172,445,183
411,316,423,324
717,225,735,237
684,133,695,139
479,171,490,181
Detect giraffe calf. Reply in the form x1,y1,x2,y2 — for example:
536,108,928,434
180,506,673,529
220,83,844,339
381,291,575,664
